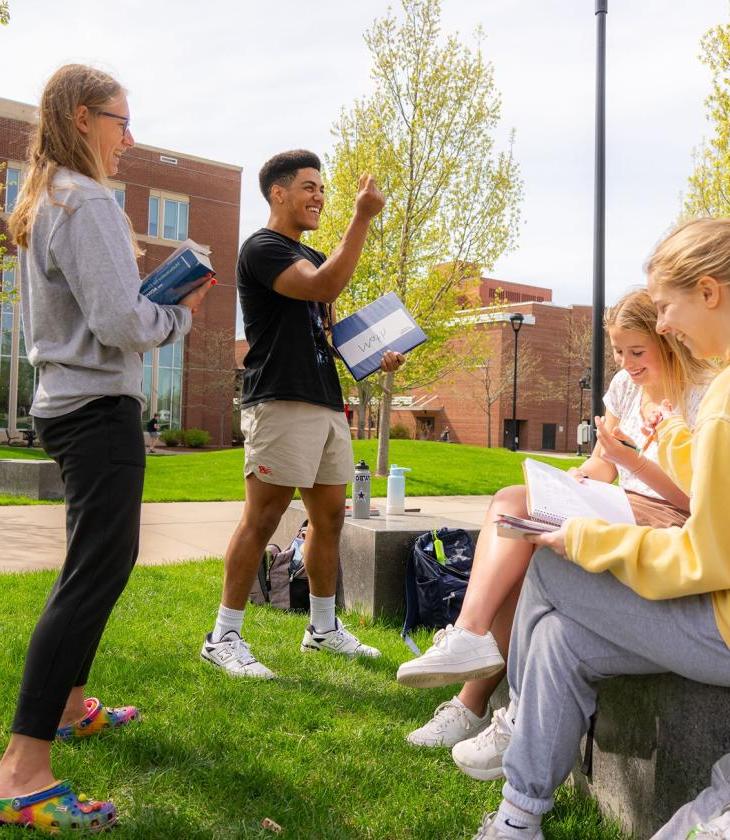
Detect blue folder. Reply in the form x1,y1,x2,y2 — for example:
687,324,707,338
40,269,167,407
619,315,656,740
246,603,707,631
331,292,427,381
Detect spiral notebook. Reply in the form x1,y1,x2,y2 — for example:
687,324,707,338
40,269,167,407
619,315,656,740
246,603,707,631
496,458,636,539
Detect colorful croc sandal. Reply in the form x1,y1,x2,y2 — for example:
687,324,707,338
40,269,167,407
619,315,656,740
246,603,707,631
56,697,140,742
0,780,117,833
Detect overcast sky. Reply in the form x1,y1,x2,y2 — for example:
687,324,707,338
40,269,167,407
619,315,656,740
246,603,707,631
3,0,727,334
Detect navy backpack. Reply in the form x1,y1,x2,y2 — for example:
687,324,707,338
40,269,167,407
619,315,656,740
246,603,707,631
401,527,474,654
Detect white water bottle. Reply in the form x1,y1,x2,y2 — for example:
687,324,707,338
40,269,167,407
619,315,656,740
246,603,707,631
352,460,371,519
386,464,411,515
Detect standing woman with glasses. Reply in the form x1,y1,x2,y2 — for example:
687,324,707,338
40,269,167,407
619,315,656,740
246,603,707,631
0,64,213,833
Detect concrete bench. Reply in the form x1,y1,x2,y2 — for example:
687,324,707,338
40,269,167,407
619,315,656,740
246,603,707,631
271,500,478,618
0,458,64,500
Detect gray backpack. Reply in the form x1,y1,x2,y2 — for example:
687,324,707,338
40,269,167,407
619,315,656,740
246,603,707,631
249,521,309,611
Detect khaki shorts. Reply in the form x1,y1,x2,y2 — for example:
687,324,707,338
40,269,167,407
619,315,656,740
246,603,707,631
241,400,353,488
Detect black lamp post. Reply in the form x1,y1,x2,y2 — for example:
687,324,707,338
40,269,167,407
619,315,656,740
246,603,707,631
592,0,608,425
577,368,592,455
509,313,524,452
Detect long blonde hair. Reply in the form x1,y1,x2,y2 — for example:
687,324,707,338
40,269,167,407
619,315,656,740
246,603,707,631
645,217,730,294
604,288,714,415
9,64,139,254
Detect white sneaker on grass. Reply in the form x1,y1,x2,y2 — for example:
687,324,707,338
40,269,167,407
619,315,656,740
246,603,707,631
406,696,490,748
300,618,381,658
200,630,275,679
396,624,504,688
452,704,514,781
472,812,544,840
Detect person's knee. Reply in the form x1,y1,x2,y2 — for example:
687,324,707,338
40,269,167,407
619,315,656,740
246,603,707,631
488,484,528,519
308,506,345,539
240,498,286,543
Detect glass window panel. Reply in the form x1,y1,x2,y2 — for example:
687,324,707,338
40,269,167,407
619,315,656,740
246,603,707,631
148,196,159,237
163,200,178,240
158,342,173,368
4,167,20,213
171,367,183,428
0,355,10,427
157,367,172,426
2,266,16,294
143,350,154,369
178,202,189,240
1,320,12,356
113,188,125,210
15,360,36,429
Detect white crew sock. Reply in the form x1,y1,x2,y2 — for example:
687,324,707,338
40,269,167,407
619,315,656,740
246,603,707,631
212,604,245,643
494,800,542,838
309,594,336,633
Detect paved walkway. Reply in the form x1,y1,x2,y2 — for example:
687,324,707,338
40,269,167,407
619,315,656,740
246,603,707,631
0,495,491,573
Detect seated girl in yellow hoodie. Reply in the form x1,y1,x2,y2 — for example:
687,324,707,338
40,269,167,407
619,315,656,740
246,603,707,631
469,217,730,840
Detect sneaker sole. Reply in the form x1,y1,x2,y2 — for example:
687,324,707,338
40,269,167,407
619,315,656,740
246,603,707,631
199,652,275,679
452,755,506,781
300,643,379,658
396,659,504,688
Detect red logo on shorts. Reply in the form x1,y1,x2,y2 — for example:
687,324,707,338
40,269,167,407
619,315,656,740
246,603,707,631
258,465,273,475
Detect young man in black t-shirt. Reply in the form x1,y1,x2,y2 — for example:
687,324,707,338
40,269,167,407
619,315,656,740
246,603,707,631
201,150,403,678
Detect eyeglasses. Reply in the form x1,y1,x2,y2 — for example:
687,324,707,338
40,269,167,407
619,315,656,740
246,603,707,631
96,110,130,136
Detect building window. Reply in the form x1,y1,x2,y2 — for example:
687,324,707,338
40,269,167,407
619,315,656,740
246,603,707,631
3,165,21,213
0,266,37,431
148,192,189,241
142,339,184,428
112,188,125,210
148,195,159,237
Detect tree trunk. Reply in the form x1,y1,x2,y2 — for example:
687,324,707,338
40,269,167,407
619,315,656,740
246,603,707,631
356,383,367,440
487,407,492,448
376,372,395,476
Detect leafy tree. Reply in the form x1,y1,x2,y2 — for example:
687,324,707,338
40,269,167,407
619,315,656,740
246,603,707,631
311,0,522,474
0,2,9,26
685,15,730,216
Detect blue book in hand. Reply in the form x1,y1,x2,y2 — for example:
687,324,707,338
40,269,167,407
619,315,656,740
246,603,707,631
331,292,427,380
140,239,215,305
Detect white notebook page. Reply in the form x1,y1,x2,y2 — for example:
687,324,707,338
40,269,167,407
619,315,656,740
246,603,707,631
523,458,636,526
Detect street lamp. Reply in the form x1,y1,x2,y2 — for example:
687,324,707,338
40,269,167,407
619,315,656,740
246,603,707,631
577,368,592,455
509,313,524,452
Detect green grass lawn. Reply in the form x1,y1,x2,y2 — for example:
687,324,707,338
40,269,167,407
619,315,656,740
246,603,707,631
0,561,628,840
1,442,583,505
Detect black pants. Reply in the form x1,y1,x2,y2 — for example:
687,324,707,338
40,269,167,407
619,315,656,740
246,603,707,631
11,396,145,741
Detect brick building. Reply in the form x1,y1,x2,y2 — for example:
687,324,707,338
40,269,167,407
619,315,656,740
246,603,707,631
0,96,241,445
390,278,596,453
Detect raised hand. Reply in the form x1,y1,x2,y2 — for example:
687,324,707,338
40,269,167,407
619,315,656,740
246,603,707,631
595,415,640,468
354,173,385,221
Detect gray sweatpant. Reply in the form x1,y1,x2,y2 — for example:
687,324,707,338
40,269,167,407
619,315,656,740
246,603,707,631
502,548,730,815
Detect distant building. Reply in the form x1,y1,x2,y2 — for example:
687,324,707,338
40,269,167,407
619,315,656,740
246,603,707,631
389,277,596,453
0,96,241,445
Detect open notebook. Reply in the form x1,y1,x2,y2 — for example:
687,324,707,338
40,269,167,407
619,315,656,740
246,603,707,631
496,458,636,539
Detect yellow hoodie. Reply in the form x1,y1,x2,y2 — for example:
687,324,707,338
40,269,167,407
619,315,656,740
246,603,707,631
565,364,730,646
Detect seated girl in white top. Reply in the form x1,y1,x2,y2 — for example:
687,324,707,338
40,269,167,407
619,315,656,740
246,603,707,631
397,288,713,767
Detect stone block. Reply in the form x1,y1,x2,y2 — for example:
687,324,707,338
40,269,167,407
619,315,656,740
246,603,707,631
0,458,64,500
271,501,479,619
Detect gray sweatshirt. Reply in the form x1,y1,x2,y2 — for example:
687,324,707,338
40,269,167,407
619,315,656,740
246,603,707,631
19,169,192,417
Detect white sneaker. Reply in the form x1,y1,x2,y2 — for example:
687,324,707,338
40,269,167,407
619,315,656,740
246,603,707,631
472,812,544,840
406,696,490,748
452,704,514,781
300,618,381,658
396,624,504,688
200,630,275,679
687,808,730,838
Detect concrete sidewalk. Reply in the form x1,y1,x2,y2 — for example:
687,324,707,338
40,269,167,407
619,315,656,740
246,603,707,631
0,495,491,573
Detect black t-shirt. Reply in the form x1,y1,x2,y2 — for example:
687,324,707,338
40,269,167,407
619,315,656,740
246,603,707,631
237,228,343,411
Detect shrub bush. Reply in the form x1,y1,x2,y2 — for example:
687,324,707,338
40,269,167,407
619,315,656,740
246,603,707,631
182,428,211,448
389,423,410,440
160,428,182,447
